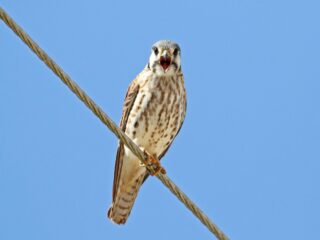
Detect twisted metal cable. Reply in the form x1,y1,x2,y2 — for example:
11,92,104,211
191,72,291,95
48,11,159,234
0,7,229,240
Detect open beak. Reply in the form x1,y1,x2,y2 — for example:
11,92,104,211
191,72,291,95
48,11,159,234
160,52,172,71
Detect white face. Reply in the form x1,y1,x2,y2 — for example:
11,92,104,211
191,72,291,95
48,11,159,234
148,40,181,76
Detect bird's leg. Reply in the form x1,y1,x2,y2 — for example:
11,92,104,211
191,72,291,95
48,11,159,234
140,149,166,176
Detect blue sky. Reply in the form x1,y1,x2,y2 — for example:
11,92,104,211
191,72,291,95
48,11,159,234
1,0,320,239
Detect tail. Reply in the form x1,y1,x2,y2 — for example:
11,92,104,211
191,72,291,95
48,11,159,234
107,174,145,224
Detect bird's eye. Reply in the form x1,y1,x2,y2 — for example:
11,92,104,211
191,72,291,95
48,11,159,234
153,47,159,55
173,48,179,56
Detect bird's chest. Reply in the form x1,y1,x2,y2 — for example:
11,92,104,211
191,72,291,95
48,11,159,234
126,76,184,155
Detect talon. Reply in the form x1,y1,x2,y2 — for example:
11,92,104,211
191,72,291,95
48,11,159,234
143,150,166,176
139,161,146,167
160,168,166,174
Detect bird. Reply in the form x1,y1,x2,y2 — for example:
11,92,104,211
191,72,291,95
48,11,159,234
108,40,187,224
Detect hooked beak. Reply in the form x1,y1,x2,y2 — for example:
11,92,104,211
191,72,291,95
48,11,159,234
160,52,172,71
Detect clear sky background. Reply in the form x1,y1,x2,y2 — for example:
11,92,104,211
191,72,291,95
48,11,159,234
1,1,319,239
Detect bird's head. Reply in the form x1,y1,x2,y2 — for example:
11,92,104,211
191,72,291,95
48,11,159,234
148,40,181,76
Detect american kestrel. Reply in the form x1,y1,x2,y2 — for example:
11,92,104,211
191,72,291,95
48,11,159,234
108,40,187,224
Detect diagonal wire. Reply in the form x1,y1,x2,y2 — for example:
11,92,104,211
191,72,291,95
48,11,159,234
0,7,229,240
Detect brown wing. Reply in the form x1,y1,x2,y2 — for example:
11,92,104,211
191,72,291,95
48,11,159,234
111,80,140,201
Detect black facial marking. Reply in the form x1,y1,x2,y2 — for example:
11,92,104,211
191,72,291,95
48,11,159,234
152,61,158,69
173,48,179,56
172,61,178,70
152,46,159,55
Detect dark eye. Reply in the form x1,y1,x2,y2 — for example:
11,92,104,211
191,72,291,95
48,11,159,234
173,48,179,56
153,47,159,55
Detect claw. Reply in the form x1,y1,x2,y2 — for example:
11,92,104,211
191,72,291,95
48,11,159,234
142,150,166,176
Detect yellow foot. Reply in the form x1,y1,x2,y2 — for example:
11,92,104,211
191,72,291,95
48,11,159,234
140,150,166,176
